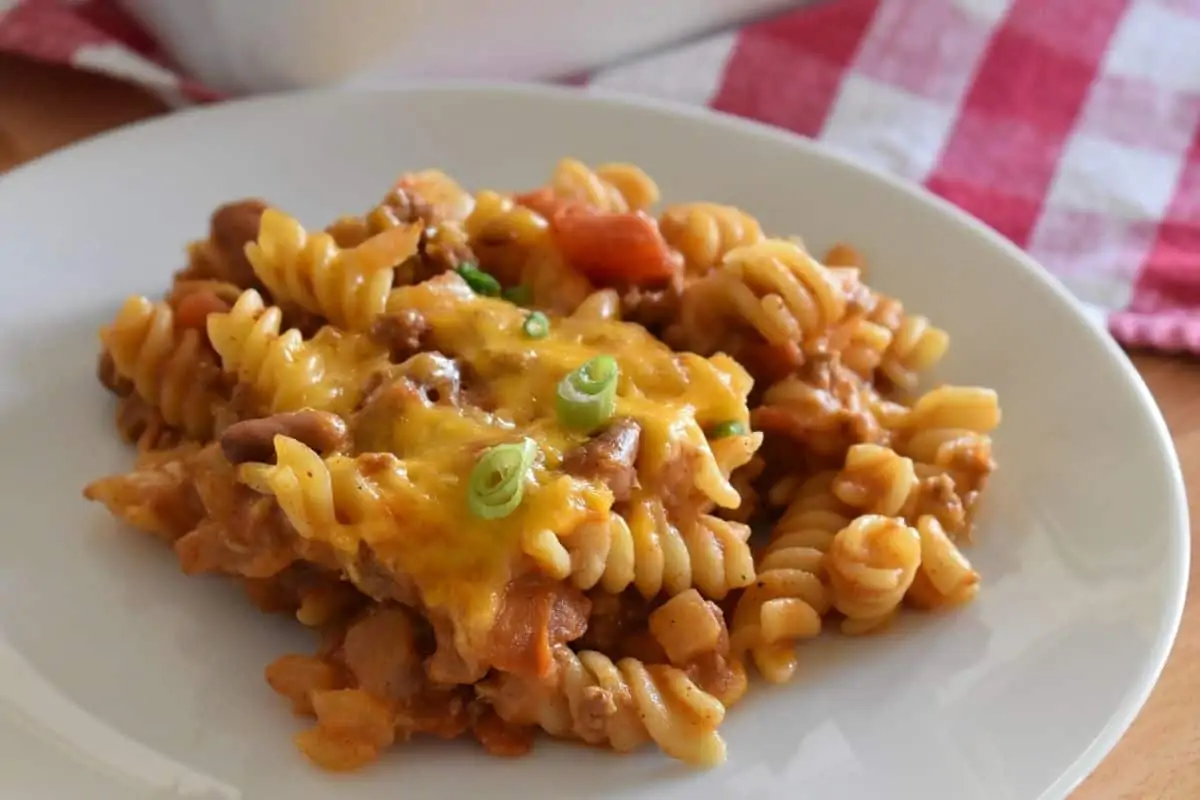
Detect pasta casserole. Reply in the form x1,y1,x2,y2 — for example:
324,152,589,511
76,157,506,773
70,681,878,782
84,158,1000,770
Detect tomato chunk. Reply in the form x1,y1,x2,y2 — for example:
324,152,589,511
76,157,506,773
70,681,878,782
551,204,680,285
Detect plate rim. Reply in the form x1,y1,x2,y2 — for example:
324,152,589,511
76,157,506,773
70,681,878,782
0,80,1189,799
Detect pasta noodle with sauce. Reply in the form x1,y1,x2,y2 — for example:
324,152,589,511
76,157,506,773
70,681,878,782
731,472,848,683
207,289,390,417
546,157,660,213
100,295,225,440
82,157,1002,772
658,202,764,277
246,208,422,331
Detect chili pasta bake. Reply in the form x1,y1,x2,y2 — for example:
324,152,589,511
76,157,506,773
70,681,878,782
85,158,1000,771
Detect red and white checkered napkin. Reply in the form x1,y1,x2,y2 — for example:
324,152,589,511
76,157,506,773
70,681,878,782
4,0,1200,352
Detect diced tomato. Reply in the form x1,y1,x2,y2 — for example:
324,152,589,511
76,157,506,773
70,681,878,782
551,204,680,285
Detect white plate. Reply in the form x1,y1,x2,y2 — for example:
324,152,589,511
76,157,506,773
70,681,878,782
0,84,1187,800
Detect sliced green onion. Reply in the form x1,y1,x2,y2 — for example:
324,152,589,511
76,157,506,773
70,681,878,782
708,420,747,439
556,355,619,432
522,311,550,339
468,438,538,520
456,263,501,297
503,284,533,306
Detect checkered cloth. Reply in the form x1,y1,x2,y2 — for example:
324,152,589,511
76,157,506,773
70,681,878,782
4,0,1199,352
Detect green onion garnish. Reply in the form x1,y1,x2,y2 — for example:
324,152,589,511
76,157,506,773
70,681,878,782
523,311,550,339
503,284,533,306
708,420,747,439
468,438,538,520
456,263,501,297
556,355,619,432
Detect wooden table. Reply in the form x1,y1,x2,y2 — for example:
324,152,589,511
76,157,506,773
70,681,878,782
1,52,1195,798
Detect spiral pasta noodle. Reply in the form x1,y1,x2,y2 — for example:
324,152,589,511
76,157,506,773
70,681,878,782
658,202,764,276
479,645,726,767
100,296,224,440
731,472,849,683
907,515,981,610
825,514,922,634
720,239,847,344
233,434,406,554
832,442,986,540
832,443,918,517
877,309,950,393
206,289,388,417
826,313,896,379
671,239,847,362
246,208,421,331
894,385,1000,500
837,285,949,390
466,190,552,259
713,443,764,524
548,158,660,213
560,496,755,601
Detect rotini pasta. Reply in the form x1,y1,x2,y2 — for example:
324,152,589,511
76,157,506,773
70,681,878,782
893,385,1000,506
826,514,922,634
478,644,726,767
832,442,988,540
731,472,848,682
206,289,389,418
563,495,756,600
100,295,224,440
719,239,847,344
669,238,847,363
85,157,1002,774
877,309,950,393
833,443,917,517
246,208,422,331
658,202,764,276
547,158,660,213
825,313,895,379
906,515,980,610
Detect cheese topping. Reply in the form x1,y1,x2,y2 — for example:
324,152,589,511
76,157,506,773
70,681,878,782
239,273,757,634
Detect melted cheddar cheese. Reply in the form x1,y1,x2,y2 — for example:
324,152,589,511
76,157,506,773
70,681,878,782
300,327,391,417
206,290,391,418
385,275,753,502
237,273,758,643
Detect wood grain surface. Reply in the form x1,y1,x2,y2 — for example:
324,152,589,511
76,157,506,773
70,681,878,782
0,52,1194,799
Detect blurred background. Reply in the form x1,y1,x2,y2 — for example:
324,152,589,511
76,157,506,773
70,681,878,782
114,0,804,94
